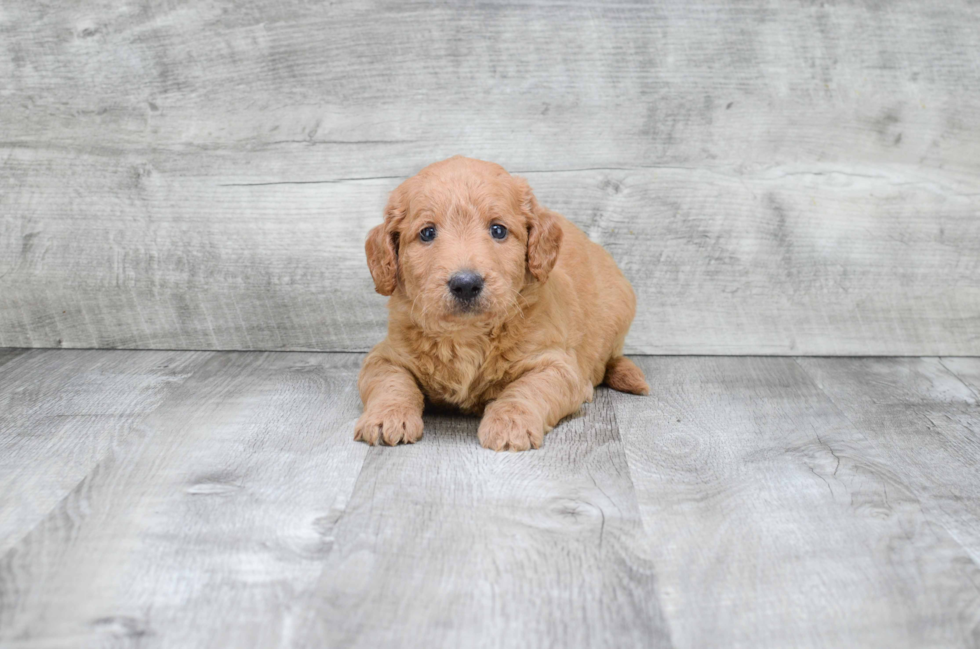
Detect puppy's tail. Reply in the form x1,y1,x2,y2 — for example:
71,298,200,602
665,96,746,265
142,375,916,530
604,357,650,396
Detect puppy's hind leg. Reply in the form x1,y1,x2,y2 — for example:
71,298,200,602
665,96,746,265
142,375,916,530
603,357,650,396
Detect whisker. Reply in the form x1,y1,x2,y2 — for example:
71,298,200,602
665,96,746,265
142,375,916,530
506,285,531,309
503,287,526,320
410,293,421,322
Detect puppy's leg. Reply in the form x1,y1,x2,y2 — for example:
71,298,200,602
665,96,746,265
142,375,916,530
478,357,589,452
355,352,424,446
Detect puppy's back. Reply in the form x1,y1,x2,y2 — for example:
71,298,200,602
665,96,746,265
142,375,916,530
543,210,638,382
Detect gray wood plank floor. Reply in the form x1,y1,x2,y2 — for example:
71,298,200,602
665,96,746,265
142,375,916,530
1,350,979,648
612,357,980,648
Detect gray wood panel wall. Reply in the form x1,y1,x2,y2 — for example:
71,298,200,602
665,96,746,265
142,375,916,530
2,0,978,354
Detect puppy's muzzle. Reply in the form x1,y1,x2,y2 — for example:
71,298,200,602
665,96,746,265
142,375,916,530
448,270,484,308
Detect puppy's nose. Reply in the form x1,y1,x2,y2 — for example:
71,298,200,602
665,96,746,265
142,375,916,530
448,271,484,301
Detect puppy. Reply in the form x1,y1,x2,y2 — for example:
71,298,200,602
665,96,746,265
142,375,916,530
356,156,648,451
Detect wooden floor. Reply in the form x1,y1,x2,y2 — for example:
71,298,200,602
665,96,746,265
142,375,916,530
2,349,979,648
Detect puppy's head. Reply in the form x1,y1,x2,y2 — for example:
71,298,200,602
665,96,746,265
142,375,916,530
366,156,562,327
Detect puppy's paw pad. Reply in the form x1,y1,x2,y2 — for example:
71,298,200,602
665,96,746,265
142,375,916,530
354,408,423,446
478,403,544,452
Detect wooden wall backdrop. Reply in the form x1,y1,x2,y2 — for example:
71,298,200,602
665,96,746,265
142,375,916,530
1,0,978,354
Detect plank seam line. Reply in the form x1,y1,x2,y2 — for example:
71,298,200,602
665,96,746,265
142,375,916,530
0,351,220,560
218,175,402,187
261,140,417,146
0,349,28,370
936,357,980,402
601,388,645,527
600,386,678,649
213,165,980,194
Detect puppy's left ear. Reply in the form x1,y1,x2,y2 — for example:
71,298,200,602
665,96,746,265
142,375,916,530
365,188,407,296
518,178,563,283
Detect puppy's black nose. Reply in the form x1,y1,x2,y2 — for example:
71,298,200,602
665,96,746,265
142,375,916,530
448,271,484,301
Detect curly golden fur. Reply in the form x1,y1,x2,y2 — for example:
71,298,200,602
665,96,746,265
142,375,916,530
356,156,648,451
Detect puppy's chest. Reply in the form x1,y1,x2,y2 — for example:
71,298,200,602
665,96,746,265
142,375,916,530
412,340,517,411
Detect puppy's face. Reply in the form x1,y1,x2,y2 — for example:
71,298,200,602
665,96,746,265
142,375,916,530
366,157,562,329
396,170,530,323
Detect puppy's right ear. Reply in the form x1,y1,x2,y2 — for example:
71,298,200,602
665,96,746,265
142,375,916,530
365,223,397,296
365,191,406,296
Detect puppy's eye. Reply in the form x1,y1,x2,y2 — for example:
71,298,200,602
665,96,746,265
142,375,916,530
419,226,436,242
490,224,508,240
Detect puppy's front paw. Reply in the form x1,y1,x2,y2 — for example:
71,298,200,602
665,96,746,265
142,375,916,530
354,407,423,446
478,401,544,452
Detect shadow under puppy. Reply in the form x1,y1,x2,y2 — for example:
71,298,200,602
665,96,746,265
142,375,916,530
357,156,648,451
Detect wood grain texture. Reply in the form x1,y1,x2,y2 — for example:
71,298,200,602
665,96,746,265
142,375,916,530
0,351,369,647
0,349,206,556
2,0,979,353
4,351,980,646
612,357,980,648
0,350,668,648
0,349,26,369
798,357,980,564
296,392,671,649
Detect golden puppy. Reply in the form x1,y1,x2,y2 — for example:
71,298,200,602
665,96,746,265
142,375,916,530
356,156,648,451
